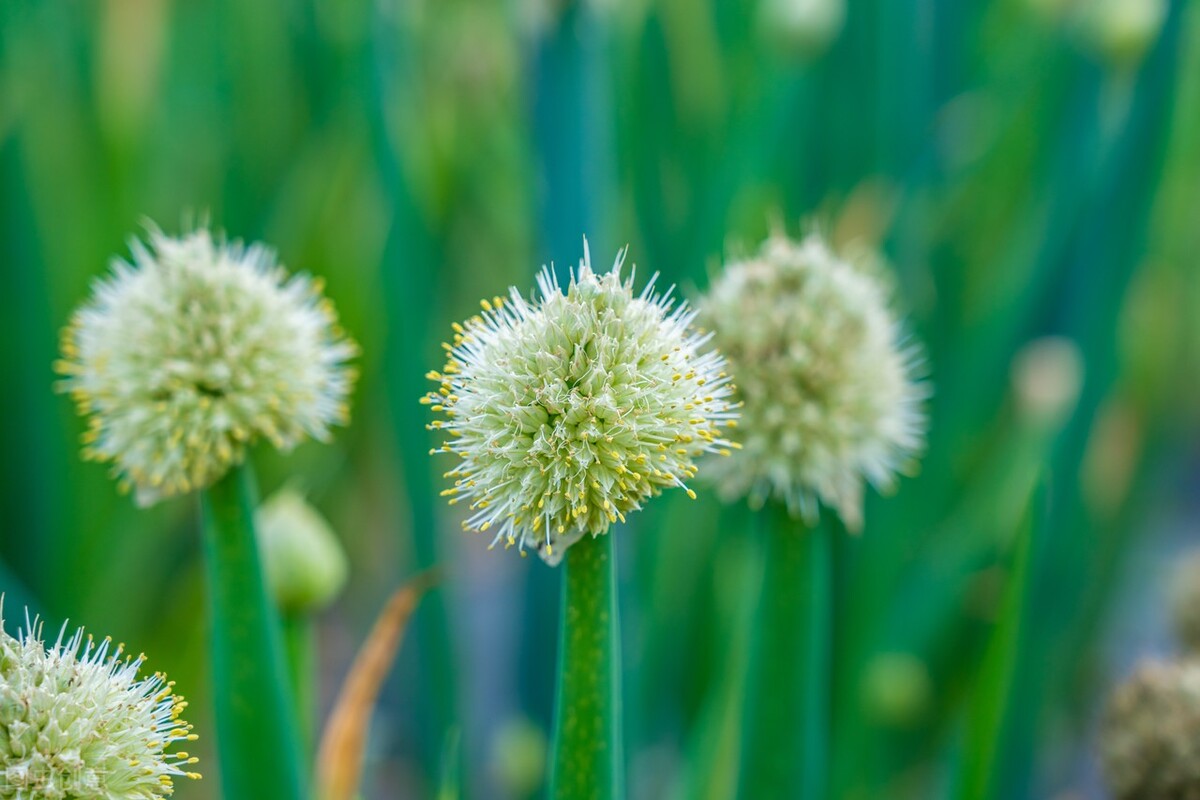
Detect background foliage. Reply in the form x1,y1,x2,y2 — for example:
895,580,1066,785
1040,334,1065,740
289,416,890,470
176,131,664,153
1,0,1198,797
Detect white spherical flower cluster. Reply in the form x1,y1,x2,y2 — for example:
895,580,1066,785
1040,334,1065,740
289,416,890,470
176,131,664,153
425,242,739,565
0,607,200,798
57,227,358,506
699,232,927,530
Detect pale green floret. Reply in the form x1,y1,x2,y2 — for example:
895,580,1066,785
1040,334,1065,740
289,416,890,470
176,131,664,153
425,241,739,565
257,486,349,614
0,603,200,798
56,227,358,506
699,232,927,530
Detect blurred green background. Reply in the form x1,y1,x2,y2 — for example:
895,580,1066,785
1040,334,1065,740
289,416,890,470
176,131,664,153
1,0,1198,798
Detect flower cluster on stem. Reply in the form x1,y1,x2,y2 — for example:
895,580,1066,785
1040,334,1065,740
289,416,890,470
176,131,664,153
425,242,739,564
56,227,357,506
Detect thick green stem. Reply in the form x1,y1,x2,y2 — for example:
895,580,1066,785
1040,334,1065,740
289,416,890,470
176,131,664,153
201,464,307,800
549,532,624,800
282,613,316,756
738,506,832,800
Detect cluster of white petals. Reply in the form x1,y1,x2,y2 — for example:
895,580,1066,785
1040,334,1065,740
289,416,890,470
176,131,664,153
425,242,739,565
57,227,357,505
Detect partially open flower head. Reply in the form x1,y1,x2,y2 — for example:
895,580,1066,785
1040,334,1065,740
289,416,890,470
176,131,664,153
699,232,927,530
425,241,738,565
57,226,357,506
0,603,200,798
1100,659,1200,800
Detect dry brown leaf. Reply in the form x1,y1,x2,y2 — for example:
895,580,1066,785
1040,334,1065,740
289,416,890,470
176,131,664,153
315,571,439,800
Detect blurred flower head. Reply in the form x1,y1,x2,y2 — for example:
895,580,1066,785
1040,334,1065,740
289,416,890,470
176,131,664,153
257,486,349,614
1100,658,1200,799
1078,0,1167,68
0,604,200,798
57,226,357,506
425,240,738,565
1028,0,1169,67
699,232,927,530
759,0,846,58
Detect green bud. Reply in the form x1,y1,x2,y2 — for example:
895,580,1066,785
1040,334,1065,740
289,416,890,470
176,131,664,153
490,716,548,799
862,651,932,728
257,487,349,614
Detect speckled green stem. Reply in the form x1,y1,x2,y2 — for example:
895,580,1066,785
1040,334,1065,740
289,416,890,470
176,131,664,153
549,532,624,800
738,506,832,800
201,464,307,800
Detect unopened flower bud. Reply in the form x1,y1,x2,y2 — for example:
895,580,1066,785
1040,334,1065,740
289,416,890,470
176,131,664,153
490,716,548,798
862,651,932,728
257,487,349,614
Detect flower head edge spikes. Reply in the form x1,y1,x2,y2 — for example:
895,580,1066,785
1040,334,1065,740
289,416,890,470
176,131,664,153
700,231,928,530
425,240,739,565
0,601,200,798
56,226,358,506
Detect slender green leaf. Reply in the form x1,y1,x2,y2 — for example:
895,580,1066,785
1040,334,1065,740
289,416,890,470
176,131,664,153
957,480,1044,800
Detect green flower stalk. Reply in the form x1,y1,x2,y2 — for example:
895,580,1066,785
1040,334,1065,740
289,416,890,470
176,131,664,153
57,225,357,800
1100,659,1200,799
700,231,927,799
427,241,737,797
257,486,349,748
0,603,200,797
